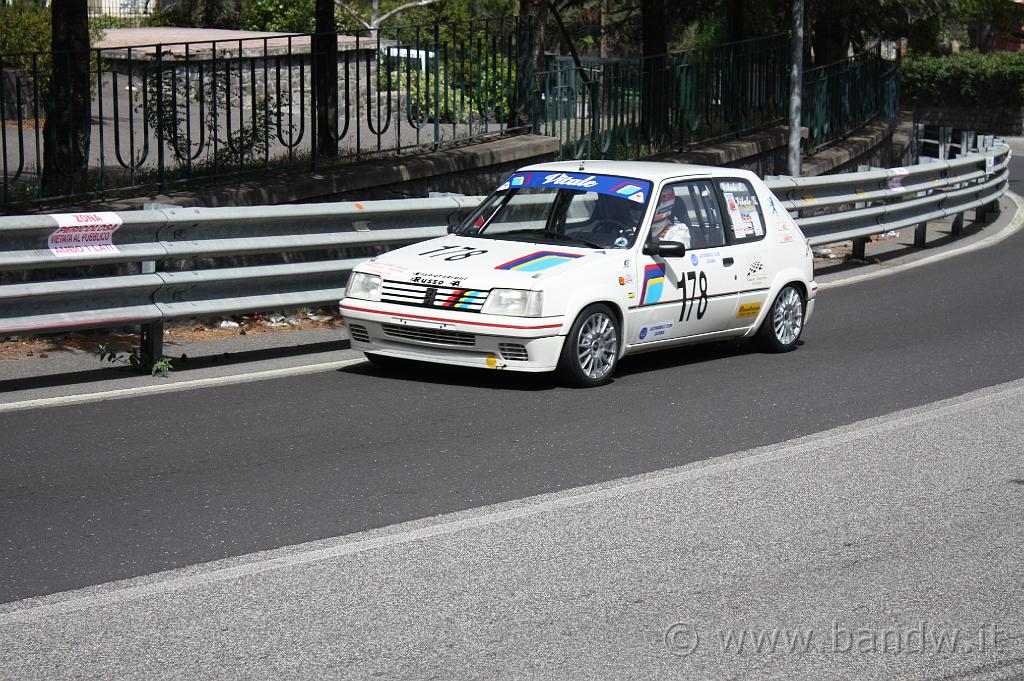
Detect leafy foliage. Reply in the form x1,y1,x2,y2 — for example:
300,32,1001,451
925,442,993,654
0,1,51,69
386,66,466,124
151,0,242,29
241,0,317,32
902,51,1024,109
140,63,292,169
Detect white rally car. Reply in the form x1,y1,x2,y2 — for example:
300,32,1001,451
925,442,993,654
341,160,816,387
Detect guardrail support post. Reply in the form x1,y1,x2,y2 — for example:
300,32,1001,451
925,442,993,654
938,126,952,160
914,221,928,248
141,322,164,365
986,200,1002,222
951,211,964,236
976,203,992,223
140,259,163,363
851,237,868,260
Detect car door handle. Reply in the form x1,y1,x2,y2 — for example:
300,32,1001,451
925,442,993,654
722,257,734,266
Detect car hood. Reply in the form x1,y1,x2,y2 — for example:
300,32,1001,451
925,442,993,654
357,235,610,289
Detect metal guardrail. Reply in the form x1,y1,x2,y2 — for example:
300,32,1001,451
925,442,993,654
767,137,1009,252
0,141,1010,360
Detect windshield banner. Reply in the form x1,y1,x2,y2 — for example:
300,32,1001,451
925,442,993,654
496,172,652,205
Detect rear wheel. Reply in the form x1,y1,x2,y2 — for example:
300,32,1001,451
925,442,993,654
557,304,620,387
755,285,805,352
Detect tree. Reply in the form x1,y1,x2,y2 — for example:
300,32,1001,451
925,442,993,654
43,0,90,195
513,0,548,128
334,0,439,31
157,0,242,28
640,0,667,140
959,0,1024,52
314,0,339,159
724,0,746,43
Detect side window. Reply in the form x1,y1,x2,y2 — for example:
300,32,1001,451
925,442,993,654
650,180,726,249
717,179,766,243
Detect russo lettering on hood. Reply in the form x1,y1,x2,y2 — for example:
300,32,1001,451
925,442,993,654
496,172,651,205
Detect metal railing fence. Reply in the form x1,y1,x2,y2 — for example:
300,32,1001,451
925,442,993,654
533,34,789,161
0,140,1009,360
802,43,900,154
0,17,523,211
533,36,901,162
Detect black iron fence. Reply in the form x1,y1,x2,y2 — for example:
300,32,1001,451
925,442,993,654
533,35,790,160
1,17,523,210
802,43,900,153
1,20,904,212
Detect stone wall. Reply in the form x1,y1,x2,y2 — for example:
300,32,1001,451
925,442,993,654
101,133,560,210
647,112,914,178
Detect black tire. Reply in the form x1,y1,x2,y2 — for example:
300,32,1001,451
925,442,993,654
556,304,621,388
755,284,805,353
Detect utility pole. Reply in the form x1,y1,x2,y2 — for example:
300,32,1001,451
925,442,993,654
787,0,804,176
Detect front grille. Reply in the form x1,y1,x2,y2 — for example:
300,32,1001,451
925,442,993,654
382,324,475,347
381,280,489,313
499,343,529,361
348,324,370,343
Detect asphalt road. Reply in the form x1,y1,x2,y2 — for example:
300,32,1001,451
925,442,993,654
1,148,1023,611
2,378,1022,680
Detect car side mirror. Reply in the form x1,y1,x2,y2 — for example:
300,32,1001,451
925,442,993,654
643,240,687,258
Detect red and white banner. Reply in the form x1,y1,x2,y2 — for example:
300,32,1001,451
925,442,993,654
48,212,123,256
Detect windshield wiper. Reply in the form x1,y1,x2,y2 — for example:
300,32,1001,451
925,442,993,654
500,229,603,249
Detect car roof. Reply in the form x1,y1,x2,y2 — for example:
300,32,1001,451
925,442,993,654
515,159,749,184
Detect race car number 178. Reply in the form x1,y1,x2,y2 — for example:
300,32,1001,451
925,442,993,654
418,245,489,261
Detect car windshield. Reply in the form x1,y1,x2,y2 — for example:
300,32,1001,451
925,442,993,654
454,172,653,249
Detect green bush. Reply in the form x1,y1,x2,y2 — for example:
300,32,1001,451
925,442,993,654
241,0,315,33
902,51,1024,110
0,1,50,66
388,56,514,125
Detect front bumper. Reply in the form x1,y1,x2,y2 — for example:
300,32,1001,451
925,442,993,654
340,299,567,372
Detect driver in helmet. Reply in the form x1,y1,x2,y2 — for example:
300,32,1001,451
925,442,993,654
651,185,691,248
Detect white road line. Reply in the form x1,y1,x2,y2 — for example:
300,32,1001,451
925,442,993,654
818,191,1024,290
0,357,367,414
2,377,1022,624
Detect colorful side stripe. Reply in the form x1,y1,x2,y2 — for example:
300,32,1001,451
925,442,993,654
640,264,666,305
495,250,584,272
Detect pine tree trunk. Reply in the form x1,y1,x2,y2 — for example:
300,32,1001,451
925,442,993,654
314,0,339,159
640,0,668,142
513,0,547,129
43,0,90,196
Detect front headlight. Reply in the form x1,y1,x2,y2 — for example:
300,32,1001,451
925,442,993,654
347,272,382,301
482,289,543,317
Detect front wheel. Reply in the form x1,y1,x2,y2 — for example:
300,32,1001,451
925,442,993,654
557,304,621,387
755,285,805,352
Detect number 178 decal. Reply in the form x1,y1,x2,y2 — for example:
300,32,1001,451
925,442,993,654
418,245,489,261
677,270,709,321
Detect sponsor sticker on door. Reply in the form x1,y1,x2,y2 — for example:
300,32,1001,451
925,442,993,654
737,302,762,319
